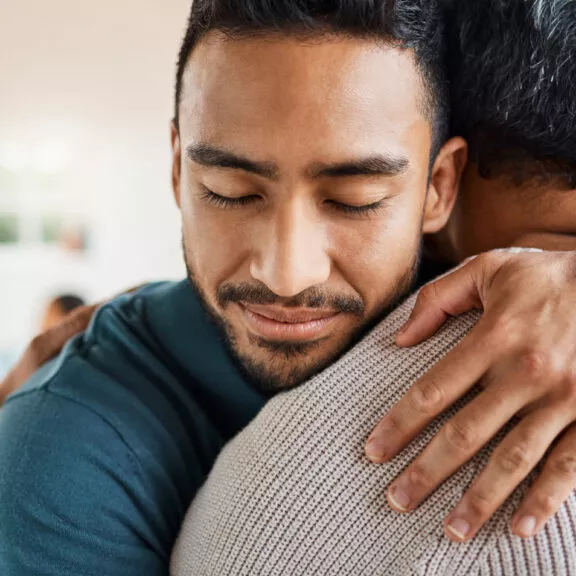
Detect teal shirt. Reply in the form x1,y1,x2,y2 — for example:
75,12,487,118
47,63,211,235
0,281,267,576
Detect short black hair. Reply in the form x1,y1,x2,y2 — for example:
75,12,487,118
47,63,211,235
174,0,449,158
447,0,576,187
54,294,85,315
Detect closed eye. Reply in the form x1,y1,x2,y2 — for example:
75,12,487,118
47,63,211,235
200,188,260,208
326,199,385,216
201,186,386,216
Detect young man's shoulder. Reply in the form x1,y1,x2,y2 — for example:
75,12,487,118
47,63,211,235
10,279,265,445
0,280,265,576
8,281,218,457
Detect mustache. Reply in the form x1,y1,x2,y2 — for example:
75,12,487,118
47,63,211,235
217,282,365,316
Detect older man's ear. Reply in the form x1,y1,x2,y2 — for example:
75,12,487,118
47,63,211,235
422,137,467,235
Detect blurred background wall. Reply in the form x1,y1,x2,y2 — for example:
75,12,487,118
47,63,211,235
0,0,190,373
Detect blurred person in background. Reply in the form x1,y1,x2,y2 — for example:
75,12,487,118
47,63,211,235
1,1,576,576
0,294,86,383
40,293,86,331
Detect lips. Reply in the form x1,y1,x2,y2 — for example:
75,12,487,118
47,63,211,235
239,303,340,341
242,304,339,324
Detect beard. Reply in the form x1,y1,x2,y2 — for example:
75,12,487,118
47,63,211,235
183,239,420,395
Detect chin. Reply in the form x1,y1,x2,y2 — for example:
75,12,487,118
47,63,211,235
232,335,354,394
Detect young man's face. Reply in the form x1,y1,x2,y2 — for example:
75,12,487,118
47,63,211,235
172,33,464,392
442,163,576,262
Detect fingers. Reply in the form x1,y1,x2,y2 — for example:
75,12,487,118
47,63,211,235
396,257,486,347
443,407,572,542
366,322,494,463
512,423,576,539
385,383,530,514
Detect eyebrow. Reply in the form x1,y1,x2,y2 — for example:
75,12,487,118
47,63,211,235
186,143,409,181
186,144,279,180
307,155,410,179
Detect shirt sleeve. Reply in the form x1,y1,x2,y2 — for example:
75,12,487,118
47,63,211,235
0,388,168,576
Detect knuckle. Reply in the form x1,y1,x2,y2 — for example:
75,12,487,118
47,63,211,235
443,419,476,453
495,444,531,475
466,489,494,520
476,251,508,277
409,379,445,415
518,349,552,381
475,252,494,269
531,493,557,517
417,283,437,305
385,411,406,436
548,453,576,480
407,464,434,491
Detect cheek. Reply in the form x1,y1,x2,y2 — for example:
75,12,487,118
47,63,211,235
180,198,251,294
330,199,423,305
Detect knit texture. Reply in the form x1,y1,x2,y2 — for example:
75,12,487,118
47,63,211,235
171,292,576,575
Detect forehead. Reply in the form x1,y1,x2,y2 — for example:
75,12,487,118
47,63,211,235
178,32,431,164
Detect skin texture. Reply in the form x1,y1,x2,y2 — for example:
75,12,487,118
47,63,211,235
436,163,576,262
171,32,465,392
40,301,68,333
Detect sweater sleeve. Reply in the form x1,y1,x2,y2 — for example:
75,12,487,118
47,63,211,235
416,495,576,576
475,503,576,576
0,388,168,576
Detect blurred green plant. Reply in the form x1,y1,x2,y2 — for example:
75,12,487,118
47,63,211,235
0,215,18,244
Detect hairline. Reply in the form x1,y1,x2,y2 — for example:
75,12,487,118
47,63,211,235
173,29,439,134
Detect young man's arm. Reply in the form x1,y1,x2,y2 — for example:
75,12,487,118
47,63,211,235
0,388,169,576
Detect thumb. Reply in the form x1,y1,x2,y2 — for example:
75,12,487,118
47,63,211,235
396,257,487,347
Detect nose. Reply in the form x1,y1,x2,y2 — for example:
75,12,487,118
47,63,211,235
250,199,331,298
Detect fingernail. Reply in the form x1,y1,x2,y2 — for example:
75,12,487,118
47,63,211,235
516,516,537,538
446,518,470,541
387,484,411,512
365,436,388,463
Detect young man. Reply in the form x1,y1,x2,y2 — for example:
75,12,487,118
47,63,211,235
0,2,466,574
2,2,576,575
172,1,576,573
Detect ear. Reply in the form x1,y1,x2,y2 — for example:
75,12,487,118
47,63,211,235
422,137,467,234
171,120,182,208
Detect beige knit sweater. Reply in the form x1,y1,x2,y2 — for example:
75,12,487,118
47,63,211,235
171,292,576,575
